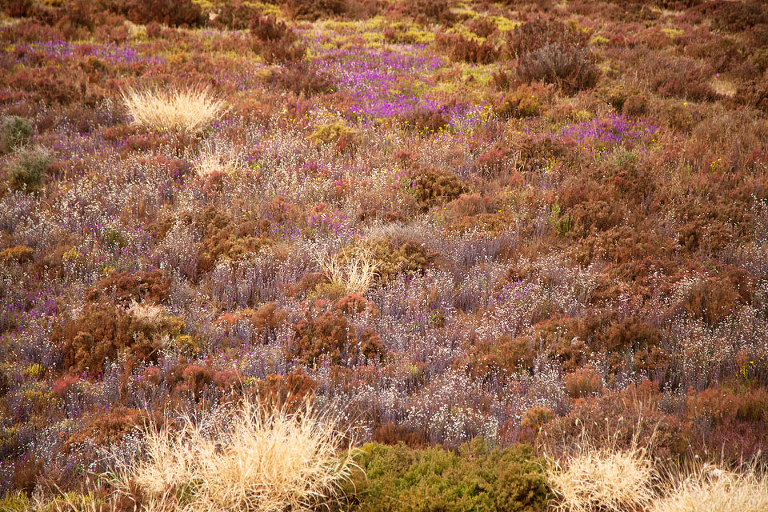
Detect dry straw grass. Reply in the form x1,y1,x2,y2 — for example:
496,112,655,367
112,399,355,512
318,248,380,295
545,426,658,512
193,140,245,178
653,463,768,512
121,86,227,134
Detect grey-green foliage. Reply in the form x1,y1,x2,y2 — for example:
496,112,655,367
0,116,33,153
9,146,51,192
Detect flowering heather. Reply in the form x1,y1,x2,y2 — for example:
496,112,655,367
560,114,658,152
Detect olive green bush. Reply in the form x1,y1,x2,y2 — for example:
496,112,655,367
0,116,33,153
340,439,549,512
8,145,51,192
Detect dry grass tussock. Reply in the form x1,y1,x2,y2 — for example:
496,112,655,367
318,248,380,295
193,140,246,178
545,428,658,512
111,399,355,512
653,463,768,512
121,86,227,134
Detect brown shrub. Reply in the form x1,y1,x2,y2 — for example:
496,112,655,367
540,380,688,460
268,62,335,96
444,193,495,218
210,0,263,29
251,14,289,39
289,271,331,297
8,67,81,105
291,307,349,366
622,93,648,117
507,18,588,58
338,239,434,282
650,58,718,101
167,363,243,400
495,85,544,119
527,314,616,372
359,328,385,360
254,370,317,410
687,386,768,425
467,17,496,38
514,134,572,172
461,333,538,378
373,422,430,447
517,43,599,94
674,277,741,325
399,107,450,134
568,199,624,237
195,207,272,273
292,302,384,365
447,211,517,235
63,408,154,454
472,146,513,176
521,406,554,431
12,456,42,494
87,269,171,305
573,225,669,266
2,0,33,17
105,0,205,26
0,19,63,43
564,367,603,398
335,293,379,316
250,16,306,63
0,245,34,264
411,167,470,210
398,0,455,25
740,79,768,114
145,20,161,37
248,302,289,332
51,374,80,397
695,0,768,32
56,302,178,376
283,0,346,20
434,32,499,64
685,386,768,461
601,318,661,353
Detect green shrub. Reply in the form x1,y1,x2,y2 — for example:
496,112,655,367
342,439,549,512
0,116,33,153
8,146,51,192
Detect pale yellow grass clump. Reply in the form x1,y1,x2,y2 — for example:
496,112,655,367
113,400,355,512
547,444,657,512
121,86,227,134
193,141,245,178
318,248,380,295
653,464,768,512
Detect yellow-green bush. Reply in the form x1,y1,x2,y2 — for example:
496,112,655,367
341,439,549,512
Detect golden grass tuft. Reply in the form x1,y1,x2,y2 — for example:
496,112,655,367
193,140,245,178
318,248,380,295
653,463,768,512
546,442,657,512
121,86,227,134
112,399,355,512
